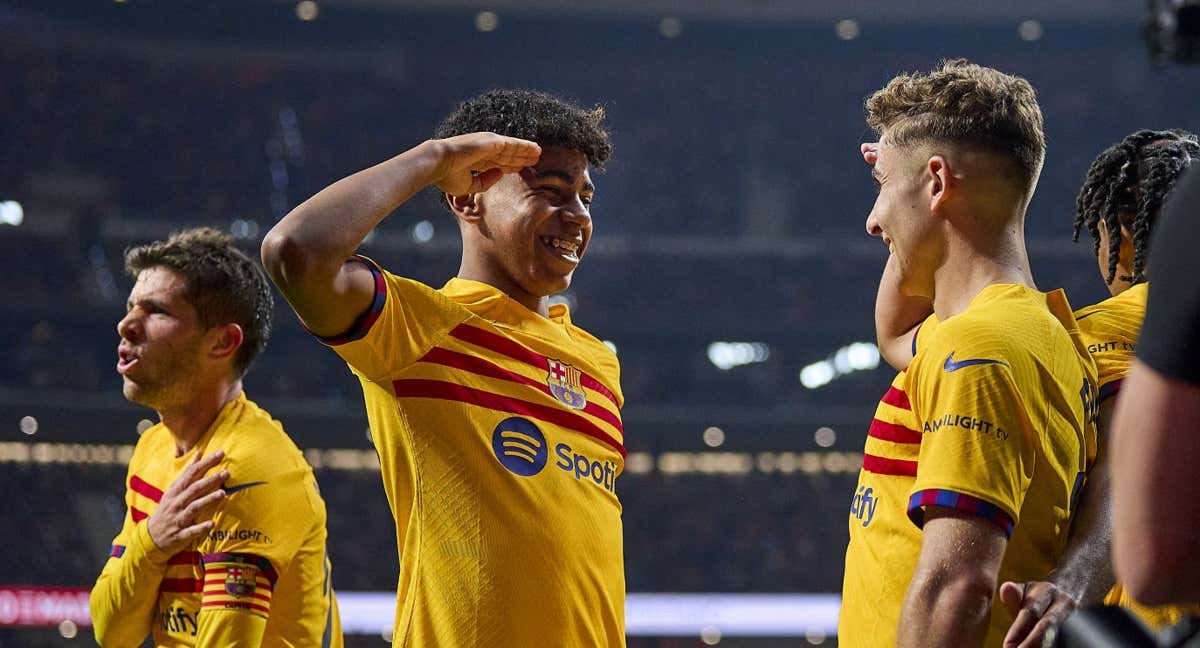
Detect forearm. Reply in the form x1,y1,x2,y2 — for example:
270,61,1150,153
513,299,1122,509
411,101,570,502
194,609,268,647
1049,445,1115,605
90,523,170,647
875,254,932,370
262,140,444,286
898,571,995,648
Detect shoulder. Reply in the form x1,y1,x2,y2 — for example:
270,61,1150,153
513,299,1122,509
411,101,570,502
567,324,623,404
217,399,309,482
1075,287,1146,345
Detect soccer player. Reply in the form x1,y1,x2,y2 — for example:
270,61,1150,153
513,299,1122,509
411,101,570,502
1112,166,1200,605
90,228,341,647
838,60,1097,648
998,131,1200,644
260,90,625,646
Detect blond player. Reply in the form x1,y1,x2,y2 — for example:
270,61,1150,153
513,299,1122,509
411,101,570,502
262,90,625,646
90,228,341,647
838,60,1097,648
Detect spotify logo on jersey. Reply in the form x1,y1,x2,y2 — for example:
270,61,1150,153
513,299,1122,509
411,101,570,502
492,417,548,476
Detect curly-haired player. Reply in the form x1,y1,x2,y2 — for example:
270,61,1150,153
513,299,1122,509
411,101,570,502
262,89,627,646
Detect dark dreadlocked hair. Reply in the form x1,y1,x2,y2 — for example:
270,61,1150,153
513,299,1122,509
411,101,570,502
1074,129,1200,285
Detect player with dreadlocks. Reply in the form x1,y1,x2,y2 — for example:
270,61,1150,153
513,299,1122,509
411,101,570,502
998,129,1200,646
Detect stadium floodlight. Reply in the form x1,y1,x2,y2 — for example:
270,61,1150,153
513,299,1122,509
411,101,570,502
0,201,24,226
707,342,770,371
799,341,880,389
1145,0,1200,63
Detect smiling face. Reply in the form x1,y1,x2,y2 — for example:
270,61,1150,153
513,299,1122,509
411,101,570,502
116,267,209,411
862,139,941,298
459,146,595,304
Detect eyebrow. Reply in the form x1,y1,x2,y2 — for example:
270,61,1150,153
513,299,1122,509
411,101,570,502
535,169,595,193
128,297,169,312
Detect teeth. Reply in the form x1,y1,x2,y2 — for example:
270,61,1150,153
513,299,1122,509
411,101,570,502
542,237,579,254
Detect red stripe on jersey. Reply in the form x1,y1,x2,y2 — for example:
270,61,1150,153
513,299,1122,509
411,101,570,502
862,452,918,477
448,324,621,409
160,578,202,593
202,589,272,603
419,346,623,432
129,475,164,503
868,419,922,444
201,601,270,614
131,507,148,522
392,378,627,456
880,385,911,411
168,551,200,566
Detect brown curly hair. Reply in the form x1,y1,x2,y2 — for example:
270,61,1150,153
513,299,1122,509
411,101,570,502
125,227,273,376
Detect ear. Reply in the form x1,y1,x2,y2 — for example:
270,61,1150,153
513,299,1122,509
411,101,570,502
208,323,244,363
927,155,952,214
447,192,483,223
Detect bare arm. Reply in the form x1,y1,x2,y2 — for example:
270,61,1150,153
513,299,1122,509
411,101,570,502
898,509,1008,648
998,397,1118,647
876,254,933,371
260,133,540,337
1112,360,1200,605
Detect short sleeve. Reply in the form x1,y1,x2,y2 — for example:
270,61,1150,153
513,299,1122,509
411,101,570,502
315,255,471,382
906,339,1036,538
1138,170,1200,385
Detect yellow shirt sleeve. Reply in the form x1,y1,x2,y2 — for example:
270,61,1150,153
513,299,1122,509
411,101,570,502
90,517,171,647
315,255,470,382
906,331,1037,538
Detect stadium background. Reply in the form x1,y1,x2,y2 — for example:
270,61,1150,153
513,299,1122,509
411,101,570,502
1,0,1195,645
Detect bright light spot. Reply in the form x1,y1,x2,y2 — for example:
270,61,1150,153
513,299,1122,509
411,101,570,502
0,201,24,226
475,11,499,32
659,16,683,38
136,419,154,435
230,219,260,240
19,416,38,436
806,628,827,644
113,0,127,3
703,426,725,448
800,361,835,389
846,342,880,370
1018,19,1043,41
707,342,771,370
835,19,860,40
59,619,78,639
296,1,318,21
700,625,722,645
602,340,618,355
815,427,837,448
381,627,393,643
411,220,435,243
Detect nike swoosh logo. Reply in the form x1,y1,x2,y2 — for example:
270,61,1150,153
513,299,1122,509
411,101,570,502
223,481,267,495
943,352,1007,372
1075,309,1106,321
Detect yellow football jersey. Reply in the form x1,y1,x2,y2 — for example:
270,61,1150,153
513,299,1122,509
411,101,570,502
321,257,625,647
91,393,342,648
1076,283,1200,628
839,316,939,647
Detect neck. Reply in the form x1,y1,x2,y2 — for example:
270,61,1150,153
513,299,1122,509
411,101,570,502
157,377,243,457
930,230,1035,321
457,257,550,317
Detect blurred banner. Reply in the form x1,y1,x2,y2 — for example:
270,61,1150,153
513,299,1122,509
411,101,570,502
0,588,841,637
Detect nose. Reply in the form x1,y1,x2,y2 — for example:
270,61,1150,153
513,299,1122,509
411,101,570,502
865,212,883,238
559,199,591,228
117,310,139,341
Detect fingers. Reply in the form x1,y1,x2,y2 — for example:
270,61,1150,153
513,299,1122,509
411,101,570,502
183,488,227,520
169,450,225,494
178,468,230,505
1005,608,1040,647
176,519,216,546
999,581,1025,614
1018,596,1076,648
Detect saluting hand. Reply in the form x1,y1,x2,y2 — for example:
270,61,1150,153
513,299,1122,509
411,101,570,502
431,132,542,196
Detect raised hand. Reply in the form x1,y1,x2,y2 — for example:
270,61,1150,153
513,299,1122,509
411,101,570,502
431,132,542,196
146,450,229,555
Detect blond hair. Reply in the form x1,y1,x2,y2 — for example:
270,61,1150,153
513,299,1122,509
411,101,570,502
865,59,1045,191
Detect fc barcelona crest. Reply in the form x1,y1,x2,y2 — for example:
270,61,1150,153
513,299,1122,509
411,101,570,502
546,358,587,410
225,566,258,598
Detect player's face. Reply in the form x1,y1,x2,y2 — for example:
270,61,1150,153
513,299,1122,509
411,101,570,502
476,146,594,300
116,267,208,411
863,140,938,297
